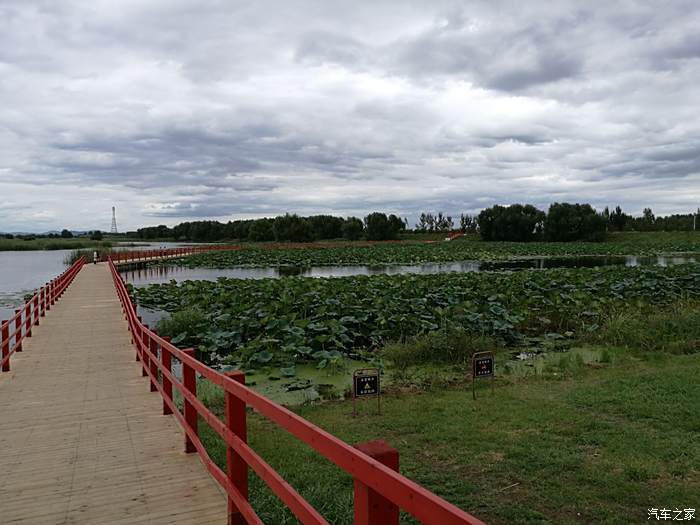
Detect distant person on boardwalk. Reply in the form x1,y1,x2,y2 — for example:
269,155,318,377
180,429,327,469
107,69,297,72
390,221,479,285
93,251,98,264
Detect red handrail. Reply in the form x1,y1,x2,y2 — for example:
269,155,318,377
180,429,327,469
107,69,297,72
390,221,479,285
1,257,86,372
106,244,239,265
108,257,485,525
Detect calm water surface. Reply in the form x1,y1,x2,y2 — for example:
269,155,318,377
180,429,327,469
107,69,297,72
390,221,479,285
0,242,194,319
0,250,73,320
121,254,698,287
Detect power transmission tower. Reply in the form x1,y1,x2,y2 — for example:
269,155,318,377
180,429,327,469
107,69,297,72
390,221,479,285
110,206,118,234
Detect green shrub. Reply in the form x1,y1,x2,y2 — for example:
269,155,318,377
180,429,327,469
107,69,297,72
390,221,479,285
157,307,210,354
383,330,498,367
594,303,700,354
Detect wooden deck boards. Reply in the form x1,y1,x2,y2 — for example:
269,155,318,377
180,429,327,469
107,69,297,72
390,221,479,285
0,263,226,524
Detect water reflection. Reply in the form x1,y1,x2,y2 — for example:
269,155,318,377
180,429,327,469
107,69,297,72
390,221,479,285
121,254,698,287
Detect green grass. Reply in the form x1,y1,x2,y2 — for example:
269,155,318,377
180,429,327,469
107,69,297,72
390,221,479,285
0,237,114,251
195,348,700,524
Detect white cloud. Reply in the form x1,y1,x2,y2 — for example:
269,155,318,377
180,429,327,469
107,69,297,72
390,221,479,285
0,0,699,232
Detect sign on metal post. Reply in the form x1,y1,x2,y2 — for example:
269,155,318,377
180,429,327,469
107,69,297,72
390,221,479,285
472,351,494,400
353,368,380,417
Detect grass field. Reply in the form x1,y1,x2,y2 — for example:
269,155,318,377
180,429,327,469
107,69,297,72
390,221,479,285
194,341,699,524
0,237,115,251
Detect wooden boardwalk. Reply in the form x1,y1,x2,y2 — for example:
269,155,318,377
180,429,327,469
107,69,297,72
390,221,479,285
0,263,226,524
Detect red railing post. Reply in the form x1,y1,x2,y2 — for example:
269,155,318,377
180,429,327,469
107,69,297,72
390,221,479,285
40,286,46,317
33,293,39,326
25,302,32,337
141,320,149,377
135,315,142,361
50,280,55,306
14,309,22,353
161,336,173,415
1,321,9,372
353,441,400,525
149,329,159,392
182,348,198,453
225,371,248,525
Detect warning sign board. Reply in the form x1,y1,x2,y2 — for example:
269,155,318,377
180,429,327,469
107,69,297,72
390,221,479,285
354,373,379,397
352,368,381,416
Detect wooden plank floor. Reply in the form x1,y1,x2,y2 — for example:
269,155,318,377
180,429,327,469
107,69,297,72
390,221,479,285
0,263,226,524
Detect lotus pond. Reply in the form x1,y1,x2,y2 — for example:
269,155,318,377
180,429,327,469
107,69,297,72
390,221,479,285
159,232,700,268
131,263,700,375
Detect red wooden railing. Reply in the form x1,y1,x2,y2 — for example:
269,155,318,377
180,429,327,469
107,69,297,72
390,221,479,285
108,257,485,525
1,257,86,372
106,245,239,265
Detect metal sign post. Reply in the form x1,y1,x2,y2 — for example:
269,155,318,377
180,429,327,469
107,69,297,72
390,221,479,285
472,351,495,400
353,368,381,417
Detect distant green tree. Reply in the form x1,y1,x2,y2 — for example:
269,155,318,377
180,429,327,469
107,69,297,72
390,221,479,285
272,214,314,242
342,217,364,240
137,224,172,239
307,215,344,240
478,204,545,242
639,207,656,231
416,213,429,231
459,213,478,233
388,214,406,235
90,230,103,241
60,229,73,238
365,212,402,240
610,206,629,231
544,203,607,242
248,218,274,242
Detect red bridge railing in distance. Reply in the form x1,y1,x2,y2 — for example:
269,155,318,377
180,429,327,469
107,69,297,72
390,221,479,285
107,245,239,265
1,257,86,373
108,258,485,525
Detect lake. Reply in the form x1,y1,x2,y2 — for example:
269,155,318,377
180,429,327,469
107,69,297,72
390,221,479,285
0,242,194,319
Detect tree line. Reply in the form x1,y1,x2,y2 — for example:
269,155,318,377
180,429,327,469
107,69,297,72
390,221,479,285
474,204,700,242
132,206,699,243
602,206,699,232
477,203,607,242
134,213,407,242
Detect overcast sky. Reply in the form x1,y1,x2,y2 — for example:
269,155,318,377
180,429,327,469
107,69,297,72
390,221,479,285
1,1,699,232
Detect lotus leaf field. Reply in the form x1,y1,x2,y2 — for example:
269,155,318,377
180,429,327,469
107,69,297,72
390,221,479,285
131,263,700,370
160,232,700,268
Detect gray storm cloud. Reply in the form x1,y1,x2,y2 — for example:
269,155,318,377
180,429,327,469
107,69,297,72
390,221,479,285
0,0,698,231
